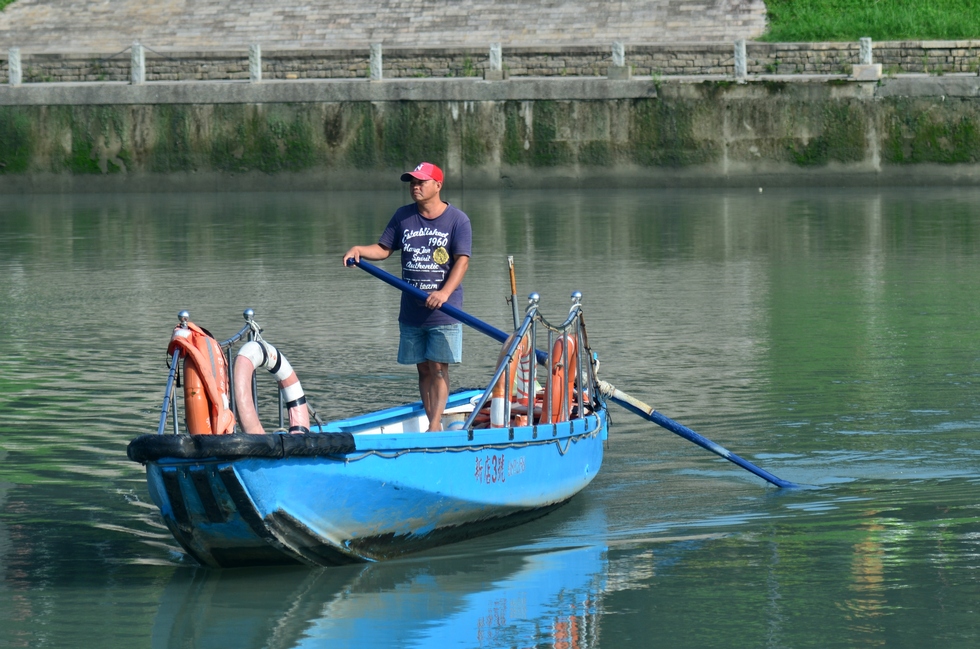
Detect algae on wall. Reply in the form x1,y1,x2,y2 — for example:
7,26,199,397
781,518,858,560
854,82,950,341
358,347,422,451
629,95,718,167
2,82,979,186
883,98,980,165
0,106,30,173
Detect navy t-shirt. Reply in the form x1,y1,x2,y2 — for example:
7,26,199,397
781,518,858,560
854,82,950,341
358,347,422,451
379,203,472,326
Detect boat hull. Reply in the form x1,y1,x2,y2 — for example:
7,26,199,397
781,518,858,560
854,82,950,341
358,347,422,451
139,396,606,567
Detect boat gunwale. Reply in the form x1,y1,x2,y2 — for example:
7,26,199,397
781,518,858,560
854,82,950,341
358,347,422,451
130,381,607,463
346,411,605,452
135,411,606,465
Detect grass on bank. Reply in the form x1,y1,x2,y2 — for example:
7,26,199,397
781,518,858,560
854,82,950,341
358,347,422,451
0,0,15,11
763,0,980,42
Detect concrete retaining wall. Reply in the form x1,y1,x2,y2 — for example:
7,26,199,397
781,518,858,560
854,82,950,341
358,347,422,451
1,76,979,191
1,41,979,83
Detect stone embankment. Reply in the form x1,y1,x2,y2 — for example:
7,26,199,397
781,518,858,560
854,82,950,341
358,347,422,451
2,75,979,191
0,0,979,190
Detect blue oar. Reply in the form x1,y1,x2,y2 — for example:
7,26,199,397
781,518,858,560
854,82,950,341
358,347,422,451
597,381,800,488
349,258,801,489
348,258,515,347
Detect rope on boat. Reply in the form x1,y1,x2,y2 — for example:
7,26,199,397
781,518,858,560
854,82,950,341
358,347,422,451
555,436,572,456
342,428,601,463
531,300,582,334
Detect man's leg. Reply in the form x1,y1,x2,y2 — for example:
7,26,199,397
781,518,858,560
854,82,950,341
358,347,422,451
417,360,450,432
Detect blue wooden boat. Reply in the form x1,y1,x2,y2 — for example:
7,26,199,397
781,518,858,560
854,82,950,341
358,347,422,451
128,283,608,568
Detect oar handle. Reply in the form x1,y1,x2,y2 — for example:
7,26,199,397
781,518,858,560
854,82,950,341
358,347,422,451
349,258,512,343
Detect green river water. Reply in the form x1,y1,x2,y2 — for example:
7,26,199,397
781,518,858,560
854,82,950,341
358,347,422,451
0,187,978,648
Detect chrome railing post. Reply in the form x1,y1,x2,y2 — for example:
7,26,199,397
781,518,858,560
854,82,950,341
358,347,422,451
528,317,537,422
544,328,554,423
171,384,180,435
158,349,182,435
220,308,256,434
562,329,571,422
279,388,285,430
244,312,259,420
158,310,192,435
462,306,537,431
504,346,513,424
576,317,585,416
571,293,584,419
227,346,237,432
526,293,540,424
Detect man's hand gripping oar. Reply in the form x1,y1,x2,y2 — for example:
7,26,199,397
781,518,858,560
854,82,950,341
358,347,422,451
348,258,803,489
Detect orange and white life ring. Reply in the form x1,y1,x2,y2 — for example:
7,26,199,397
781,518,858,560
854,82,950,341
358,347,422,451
234,340,311,435
490,333,534,428
167,322,235,436
546,334,578,423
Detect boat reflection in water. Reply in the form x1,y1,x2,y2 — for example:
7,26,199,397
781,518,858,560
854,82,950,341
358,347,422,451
153,543,606,648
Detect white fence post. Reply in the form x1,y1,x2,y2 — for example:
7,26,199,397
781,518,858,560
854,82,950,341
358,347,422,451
853,36,881,80
608,42,631,80
734,39,747,80
8,47,22,86
859,37,873,65
131,42,145,85
612,42,625,68
370,43,383,81
486,43,505,80
249,44,262,83
489,43,502,71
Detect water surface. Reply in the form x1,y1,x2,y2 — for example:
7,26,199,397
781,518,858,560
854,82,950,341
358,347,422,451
0,188,978,648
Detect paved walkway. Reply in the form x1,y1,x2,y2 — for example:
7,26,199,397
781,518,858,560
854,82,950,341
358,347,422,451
0,0,767,52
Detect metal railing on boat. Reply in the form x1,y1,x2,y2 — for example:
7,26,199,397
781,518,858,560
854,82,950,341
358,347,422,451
461,292,600,433
159,297,600,437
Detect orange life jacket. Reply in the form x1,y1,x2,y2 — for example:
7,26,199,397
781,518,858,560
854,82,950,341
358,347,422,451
167,322,235,435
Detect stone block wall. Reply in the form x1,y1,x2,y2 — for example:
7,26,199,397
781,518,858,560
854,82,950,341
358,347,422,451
744,42,980,76
1,41,979,84
872,42,980,74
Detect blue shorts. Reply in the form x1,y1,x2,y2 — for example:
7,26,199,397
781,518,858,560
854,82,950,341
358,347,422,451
397,323,463,365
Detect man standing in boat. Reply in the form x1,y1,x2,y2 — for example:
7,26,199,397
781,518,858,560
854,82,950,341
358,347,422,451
343,162,472,432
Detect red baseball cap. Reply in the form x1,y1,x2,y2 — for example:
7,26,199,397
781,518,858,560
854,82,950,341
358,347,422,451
401,162,444,183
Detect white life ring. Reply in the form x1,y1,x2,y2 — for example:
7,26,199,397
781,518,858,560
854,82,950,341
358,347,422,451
234,340,311,435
